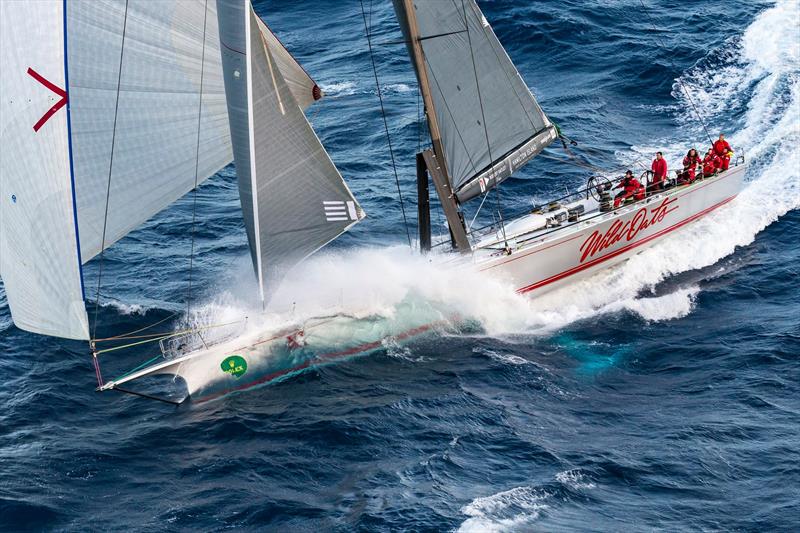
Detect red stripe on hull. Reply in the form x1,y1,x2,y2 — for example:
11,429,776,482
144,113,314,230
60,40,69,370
194,322,442,403
517,194,737,294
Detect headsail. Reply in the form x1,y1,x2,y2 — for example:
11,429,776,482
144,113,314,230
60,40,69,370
67,0,233,261
0,1,89,339
1,0,233,339
217,0,364,302
393,0,557,203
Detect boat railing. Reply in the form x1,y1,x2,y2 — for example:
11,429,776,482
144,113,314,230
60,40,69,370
465,160,744,252
159,319,248,359
433,148,746,252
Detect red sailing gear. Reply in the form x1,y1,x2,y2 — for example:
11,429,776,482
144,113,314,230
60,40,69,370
713,139,732,170
651,157,668,188
613,177,644,208
682,154,702,183
702,153,720,176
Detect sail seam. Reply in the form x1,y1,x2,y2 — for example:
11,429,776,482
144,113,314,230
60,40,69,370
260,32,285,115
460,125,554,188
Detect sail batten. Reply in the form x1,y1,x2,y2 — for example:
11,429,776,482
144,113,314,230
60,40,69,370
393,0,556,201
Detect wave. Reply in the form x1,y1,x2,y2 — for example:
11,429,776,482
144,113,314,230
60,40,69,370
458,486,551,533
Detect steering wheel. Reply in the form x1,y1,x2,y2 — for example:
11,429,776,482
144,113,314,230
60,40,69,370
587,176,612,202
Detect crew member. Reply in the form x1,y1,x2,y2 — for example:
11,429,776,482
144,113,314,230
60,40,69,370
651,151,668,191
702,148,719,177
613,170,644,208
681,148,702,184
712,133,733,171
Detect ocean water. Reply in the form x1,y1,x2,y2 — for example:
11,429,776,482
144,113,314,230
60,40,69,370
1,0,799,531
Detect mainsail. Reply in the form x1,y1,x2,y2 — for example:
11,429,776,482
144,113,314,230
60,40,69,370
393,0,557,203
217,0,364,303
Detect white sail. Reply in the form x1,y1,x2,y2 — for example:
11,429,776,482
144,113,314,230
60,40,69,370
217,0,364,302
1,0,235,339
66,0,233,261
0,1,89,340
393,0,557,202
253,15,322,110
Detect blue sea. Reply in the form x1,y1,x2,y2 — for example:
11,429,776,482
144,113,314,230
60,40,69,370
1,0,799,530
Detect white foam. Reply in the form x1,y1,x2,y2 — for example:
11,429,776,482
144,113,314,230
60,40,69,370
383,82,413,93
318,81,358,97
555,469,596,490
458,486,550,533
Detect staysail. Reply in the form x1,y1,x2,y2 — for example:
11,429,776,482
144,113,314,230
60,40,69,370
218,0,364,303
393,0,557,203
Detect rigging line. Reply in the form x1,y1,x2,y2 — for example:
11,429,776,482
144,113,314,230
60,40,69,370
110,386,183,406
359,0,412,248
92,0,130,340
461,0,508,247
417,85,422,153
186,0,209,318
637,0,713,145
92,311,180,343
467,190,490,232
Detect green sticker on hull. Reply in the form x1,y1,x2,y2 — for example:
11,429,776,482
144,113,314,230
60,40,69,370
221,355,247,378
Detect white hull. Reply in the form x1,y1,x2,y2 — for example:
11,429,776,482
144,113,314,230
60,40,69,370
472,165,746,295
103,165,745,402
102,309,450,402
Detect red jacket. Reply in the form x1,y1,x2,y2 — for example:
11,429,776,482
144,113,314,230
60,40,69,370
651,158,668,179
703,153,720,172
615,177,642,194
713,139,731,157
683,155,701,169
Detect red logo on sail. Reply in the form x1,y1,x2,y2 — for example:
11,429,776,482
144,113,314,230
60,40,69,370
579,197,679,263
27,67,68,132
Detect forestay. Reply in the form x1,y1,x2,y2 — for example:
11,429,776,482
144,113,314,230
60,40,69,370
393,0,557,203
218,0,364,302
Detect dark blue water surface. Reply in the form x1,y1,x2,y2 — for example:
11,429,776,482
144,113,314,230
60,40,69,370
2,0,799,531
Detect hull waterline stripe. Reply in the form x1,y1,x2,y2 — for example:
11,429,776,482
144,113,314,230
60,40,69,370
194,322,443,403
517,193,738,294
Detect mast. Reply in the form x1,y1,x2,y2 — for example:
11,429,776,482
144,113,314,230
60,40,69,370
400,0,471,252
